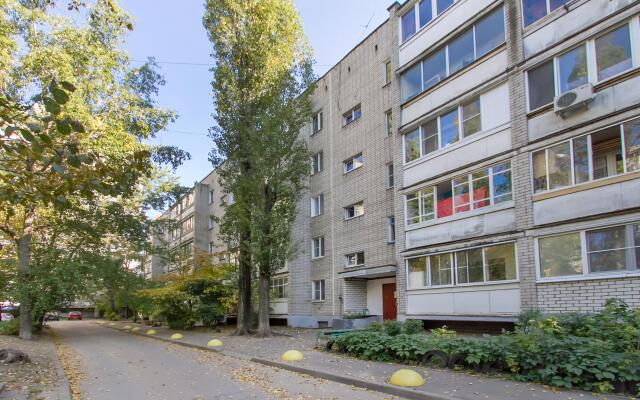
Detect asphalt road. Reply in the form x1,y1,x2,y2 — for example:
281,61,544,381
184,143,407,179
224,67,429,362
50,321,393,400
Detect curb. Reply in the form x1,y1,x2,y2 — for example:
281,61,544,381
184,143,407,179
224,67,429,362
0,382,5,394
96,323,458,400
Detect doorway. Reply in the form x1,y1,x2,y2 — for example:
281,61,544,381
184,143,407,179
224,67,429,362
382,283,397,320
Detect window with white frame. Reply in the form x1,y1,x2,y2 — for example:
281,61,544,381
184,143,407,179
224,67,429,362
384,61,392,85
344,104,362,125
522,0,568,27
400,0,456,43
344,202,364,220
311,151,323,175
345,252,365,268
526,19,638,111
386,110,393,136
343,153,363,173
387,216,396,243
312,279,326,301
270,277,288,299
532,118,640,194
312,111,323,134
208,216,215,230
537,223,640,279
208,189,214,204
311,194,324,217
404,96,482,163
400,6,504,102
312,236,324,259
386,163,395,188
408,242,517,288
405,161,512,225
182,216,194,232
209,242,215,254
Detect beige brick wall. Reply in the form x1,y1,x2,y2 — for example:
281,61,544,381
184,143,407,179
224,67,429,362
537,278,640,313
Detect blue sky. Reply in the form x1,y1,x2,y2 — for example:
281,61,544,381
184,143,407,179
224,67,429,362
118,0,394,187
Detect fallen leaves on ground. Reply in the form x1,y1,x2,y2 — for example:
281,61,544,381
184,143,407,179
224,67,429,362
52,330,85,400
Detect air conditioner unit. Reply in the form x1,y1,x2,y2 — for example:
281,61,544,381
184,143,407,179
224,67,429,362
554,83,594,116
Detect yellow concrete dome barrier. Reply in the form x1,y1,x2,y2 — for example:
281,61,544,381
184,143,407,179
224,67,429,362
170,333,184,340
207,339,223,347
108,322,116,326
389,369,425,387
123,325,132,330
131,327,141,332
281,350,303,361
146,329,157,335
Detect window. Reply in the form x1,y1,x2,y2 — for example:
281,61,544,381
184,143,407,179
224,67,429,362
407,243,517,289
209,242,215,254
270,277,288,299
182,217,194,232
208,216,215,230
403,96,482,163
208,189,214,204
344,105,361,125
538,223,640,279
345,252,365,268
312,236,324,259
384,61,392,85
312,280,326,301
386,163,394,188
532,118,639,194
311,194,324,217
386,110,393,136
405,162,512,225
311,151,323,175
526,20,638,111
344,202,364,220
343,153,363,173
401,0,458,43
400,6,505,102
522,0,568,27
312,111,323,134
387,216,396,243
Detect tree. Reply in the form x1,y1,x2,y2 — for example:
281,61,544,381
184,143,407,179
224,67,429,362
203,0,314,336
0,0,184,339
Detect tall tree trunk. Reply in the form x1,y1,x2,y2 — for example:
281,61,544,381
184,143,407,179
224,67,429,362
235,229,252,336
17,210,35,340
108,288,116,314
256,269,271,337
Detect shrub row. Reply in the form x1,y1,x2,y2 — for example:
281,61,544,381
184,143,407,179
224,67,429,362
326,300,640,395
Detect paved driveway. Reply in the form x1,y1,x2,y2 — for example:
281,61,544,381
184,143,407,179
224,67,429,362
50,321,392,400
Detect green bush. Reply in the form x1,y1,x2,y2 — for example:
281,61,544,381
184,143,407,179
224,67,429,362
329,299,640,395
104,311,121,321
0,319,20,336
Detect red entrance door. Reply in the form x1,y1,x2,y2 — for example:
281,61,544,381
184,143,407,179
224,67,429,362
382,283,397,320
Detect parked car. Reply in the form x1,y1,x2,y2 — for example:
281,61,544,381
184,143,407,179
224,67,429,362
45,312,60,321
67,311,82,320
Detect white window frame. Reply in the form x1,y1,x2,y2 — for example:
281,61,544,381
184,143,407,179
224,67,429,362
400,5,505,101
312,111,323,134
345,252,365,268
386,110,393,136
405,241,519,290
343,153,363,174
387,216,396,244
343,104,362,126
384,61,392,85
344,201,364,221
386,163,395,188
311,193,324,217
525,17,640,113
521,0,568,28
270,277,288,299
399,0,459,44
530,117,639,195
312,279,326,301
535,222,640,282
311,151,323,175
403,95,482,164
311,236,325,259
404,161,512,226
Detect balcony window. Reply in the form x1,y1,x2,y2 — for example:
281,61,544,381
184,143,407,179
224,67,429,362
475,6,506,58
461,98,481,138
401,62,422,102
532,119,639,194
345,252,365,268
270,277,288,299
527,60,554,111
538,223,640,279
595,24,633,82
557,45,588,94
401,6,416,42
422,48,446,92
404,128,421,163
522,0,568,27
418,0,433,27
405,162,512,226
408,243,517,289
448,29,475,74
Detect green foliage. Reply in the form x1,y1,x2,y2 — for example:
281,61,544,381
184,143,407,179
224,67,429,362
403,320,424,335
330,300,640,394
0,319,19,336
104,311,120,321
342,312,369,320
382,320,403,336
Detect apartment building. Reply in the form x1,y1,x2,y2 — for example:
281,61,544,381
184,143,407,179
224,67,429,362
287,19,399,328
144,168,229,279
390,0,640,326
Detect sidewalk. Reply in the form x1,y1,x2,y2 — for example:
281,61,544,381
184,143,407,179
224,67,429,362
100,321,628,400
